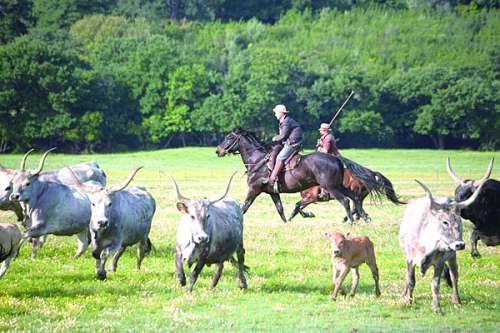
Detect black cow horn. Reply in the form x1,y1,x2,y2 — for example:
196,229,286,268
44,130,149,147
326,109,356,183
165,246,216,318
209,171,237,205
474,158,494,187
456,178,487,209
446,158,463,185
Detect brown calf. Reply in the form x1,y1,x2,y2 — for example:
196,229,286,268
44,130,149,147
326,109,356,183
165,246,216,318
324,231,381,300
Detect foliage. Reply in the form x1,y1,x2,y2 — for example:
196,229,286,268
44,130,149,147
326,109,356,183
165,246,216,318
0,4,498,151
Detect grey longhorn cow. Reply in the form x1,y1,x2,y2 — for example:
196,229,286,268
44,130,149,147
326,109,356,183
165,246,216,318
399,179,486,314
9,149,93,258
173,172,247,292
2,149,107,258
67,167,155,280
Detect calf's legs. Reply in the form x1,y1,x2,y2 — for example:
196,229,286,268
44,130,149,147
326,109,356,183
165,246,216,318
447,255,461,306
175,246,186,286
431,263,444,314
332,265,349,301
350,268,359,297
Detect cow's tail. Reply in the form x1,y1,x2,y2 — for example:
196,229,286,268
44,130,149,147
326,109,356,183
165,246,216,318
229,257,250,273
443,264,453,287
145,237,154,255
374,172,406,205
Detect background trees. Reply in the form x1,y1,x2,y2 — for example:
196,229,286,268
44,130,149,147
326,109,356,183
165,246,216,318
0,1,498,151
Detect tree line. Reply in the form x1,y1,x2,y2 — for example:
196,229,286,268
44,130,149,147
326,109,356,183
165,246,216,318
0,0,499,152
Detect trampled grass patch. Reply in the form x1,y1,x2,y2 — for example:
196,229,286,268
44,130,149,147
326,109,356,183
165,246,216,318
0,148,499,332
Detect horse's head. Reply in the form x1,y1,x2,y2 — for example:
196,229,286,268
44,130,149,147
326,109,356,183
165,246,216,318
216,128,245,157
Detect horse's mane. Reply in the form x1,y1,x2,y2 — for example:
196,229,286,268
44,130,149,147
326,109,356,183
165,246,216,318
234,128,269,152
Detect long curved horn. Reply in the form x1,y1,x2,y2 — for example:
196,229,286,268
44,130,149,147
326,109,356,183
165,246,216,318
209,171,237,204
415,179,447,210
62,166,99,192
446,158,462,185
457,178,487,209
109,166,143,193
473,158,494,186
20,148,35,171
170,175,190,202
32,148,56,175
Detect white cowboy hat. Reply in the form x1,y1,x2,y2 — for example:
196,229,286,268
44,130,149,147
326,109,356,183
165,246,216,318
319,123,331,131
273,104,288,113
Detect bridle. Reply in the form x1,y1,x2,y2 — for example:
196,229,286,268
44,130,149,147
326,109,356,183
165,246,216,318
220,133,242,155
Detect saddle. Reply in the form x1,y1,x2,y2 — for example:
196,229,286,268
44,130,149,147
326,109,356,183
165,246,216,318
266,150,302,173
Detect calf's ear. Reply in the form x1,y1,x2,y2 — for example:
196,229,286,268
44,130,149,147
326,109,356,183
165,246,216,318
176,202,188,213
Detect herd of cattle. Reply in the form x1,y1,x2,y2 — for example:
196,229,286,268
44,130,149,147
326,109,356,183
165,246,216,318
0,149,499,314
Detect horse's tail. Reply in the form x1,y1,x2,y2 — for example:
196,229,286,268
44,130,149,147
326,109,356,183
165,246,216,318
373,171,406,205
340,157,405,205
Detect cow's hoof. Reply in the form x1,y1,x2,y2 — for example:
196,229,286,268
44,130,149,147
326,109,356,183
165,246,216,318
331,295,337,301
471,251,481,258
239,280,248,289
177,278,186,286
96,271,107,280
432,307,443,315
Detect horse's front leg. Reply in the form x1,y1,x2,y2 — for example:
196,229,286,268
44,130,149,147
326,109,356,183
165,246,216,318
241,187,261,214
270,193,287,223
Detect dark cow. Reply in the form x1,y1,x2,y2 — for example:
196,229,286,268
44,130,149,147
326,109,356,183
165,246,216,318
447,158,500,257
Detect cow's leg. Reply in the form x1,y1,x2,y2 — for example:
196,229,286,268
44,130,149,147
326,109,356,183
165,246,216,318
470,229,481,258
211,262,224,288
110,246,127,272
350,267,359,297
367,254,381,297
75,230,89,258
96,243,119,280
188,257,207,292
431,263,444,314
447,254,461,306
270,193,287,223
30,235,47,259
236,244,247,289
402,260,416,305
175,245,186,286
332,265,349,301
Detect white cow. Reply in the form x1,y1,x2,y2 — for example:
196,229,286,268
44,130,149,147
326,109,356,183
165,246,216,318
399,179,486,313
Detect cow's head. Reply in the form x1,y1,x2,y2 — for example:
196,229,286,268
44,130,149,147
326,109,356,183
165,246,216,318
446,157,493,202
324,231,347,257
0,166,15,204
10,148,55,202
67,167,142,232
415,179,486,252
172,172,237,244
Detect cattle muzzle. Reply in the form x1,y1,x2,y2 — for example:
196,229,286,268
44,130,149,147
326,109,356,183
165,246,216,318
9,192,21,202
194,234,209,244
333,249,341,257
97,219,109,229
449,241,465,251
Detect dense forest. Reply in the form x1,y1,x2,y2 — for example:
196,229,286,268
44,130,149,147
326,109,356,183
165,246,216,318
0,0,499,152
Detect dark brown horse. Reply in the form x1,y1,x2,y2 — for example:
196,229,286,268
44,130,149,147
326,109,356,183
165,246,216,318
215,128,361,223
291,162,405,222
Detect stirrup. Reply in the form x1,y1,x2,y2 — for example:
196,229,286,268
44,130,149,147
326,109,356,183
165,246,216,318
273,182,279,193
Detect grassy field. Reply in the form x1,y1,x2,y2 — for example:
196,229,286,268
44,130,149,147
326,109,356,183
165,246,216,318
0,148,499,332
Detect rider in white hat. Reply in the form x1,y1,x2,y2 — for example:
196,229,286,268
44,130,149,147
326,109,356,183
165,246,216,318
263,104,304,190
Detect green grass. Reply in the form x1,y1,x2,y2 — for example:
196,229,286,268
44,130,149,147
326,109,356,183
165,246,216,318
1,148,499,332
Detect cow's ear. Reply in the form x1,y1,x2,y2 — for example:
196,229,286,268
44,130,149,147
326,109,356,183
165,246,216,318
176,202,188,213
